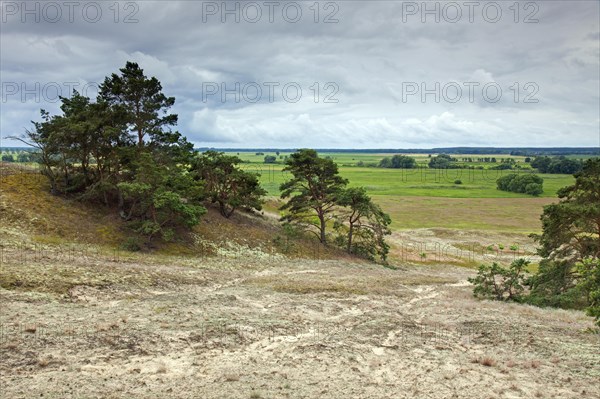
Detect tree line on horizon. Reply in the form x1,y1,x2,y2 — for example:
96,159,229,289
374,153,584,173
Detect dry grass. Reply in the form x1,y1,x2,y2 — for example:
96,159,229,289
24,324,37,333
224,373,240,382
0,168,124,246
247,268,456,297
255,278,369,295
3,342,18,351
472,356,497,367
0,164,350,266
528,360,542,369
0,256,209,296
374,195,555,232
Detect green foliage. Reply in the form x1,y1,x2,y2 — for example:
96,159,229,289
496,173,543,196
428,154,458,169
468,259,530,301
192,151,266,218
99,61,178,147
334,187,391,262
16,152,35,162
121,236,143,252
576,258,600,327
489,163,513,170
532,158,600,260
8,62,219,246
118,152,206,242
1,154,14,162
531,156,583,174
279,150,392,261
378,155,417,169
280,149,348,244
272,223,300,254
454,179,462,185
525,159,600,322
526,259,579,307
264,155,277,163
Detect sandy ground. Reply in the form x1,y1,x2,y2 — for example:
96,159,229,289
387,228,542,268
1,245,598,399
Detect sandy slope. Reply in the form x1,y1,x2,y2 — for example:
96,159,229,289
1,248,598,399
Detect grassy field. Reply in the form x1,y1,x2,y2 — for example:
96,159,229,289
253,165,574,199
228,151,578,233
228,151,533,168
231,152,574,198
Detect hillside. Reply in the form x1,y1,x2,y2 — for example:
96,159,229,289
1,163,599,399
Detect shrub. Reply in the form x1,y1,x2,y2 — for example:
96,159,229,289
525,183,543,196
121,236,143,252
272,223,299,254
531,156,582,174
496,173,543,196
526,259,583,309
468,259,530,301
454,179,462,185
490,163,513,170
378,155,417,169
17,152,33,162
428,154,458,169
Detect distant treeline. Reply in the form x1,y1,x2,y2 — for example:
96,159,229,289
530,156,583,174
191,147,600,156
4,146,599,156
374,154,586,174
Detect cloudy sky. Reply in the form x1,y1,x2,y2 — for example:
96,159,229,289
1,0,599,148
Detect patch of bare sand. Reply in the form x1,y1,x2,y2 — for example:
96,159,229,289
388,228,543,268
1,249,598,399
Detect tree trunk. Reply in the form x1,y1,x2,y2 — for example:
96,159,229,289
319,213,326,244
347,223,354,253
219,201,235,218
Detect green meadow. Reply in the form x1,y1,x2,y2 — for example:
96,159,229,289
228,151,578,233
230,151,574,199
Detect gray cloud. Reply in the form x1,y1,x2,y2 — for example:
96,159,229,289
1,0,598,148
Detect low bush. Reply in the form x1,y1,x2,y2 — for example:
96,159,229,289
468,259,530,301
496,173,543,196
